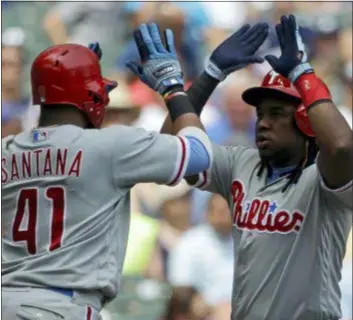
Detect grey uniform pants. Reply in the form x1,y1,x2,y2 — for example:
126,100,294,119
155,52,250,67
2,287,103,320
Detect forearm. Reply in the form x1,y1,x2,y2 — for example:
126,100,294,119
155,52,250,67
160,72,220,134
164,88,207,134
187,72,220,114
294,72,353,186
161,20,269,135
307,101,352,153
164,88,214,180
308,100,353,187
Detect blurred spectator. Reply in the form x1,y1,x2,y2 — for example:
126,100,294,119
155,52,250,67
201,2,247,31
310,29,343,102
145,187,192,282
201,2,248,57
116,1,207,86
122,212,160,277
338,28,353,65
2,2,56,98
2,27,30,137
102,80,142,128
337,28,353,128
217,70,259,147
102,76,167,132
128,181,191,282
337,73,352,129
42,2,124,71
43,2,122,45
167,194,233,320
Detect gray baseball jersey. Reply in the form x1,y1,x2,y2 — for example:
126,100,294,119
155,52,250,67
191,144,352,320
2,124,190,302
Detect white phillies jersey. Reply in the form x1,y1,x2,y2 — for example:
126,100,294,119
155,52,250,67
192,145,352,320
2,124,189,301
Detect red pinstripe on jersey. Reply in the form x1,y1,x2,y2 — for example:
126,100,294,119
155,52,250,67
199,170,208,189
86,306,92,320
168,137,187,185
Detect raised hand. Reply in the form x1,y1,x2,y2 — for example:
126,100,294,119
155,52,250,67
205,22,269,81
265,15,313,82
126,22,184,95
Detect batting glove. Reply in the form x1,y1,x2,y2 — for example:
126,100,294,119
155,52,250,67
265,15,314,83
205,22,269,81
126,23,184,95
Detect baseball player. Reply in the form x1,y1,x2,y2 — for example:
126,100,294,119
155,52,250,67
162,15,352,320
1,23,214,319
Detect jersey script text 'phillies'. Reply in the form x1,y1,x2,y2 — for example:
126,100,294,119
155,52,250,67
231,180,305,234
1,148,83,184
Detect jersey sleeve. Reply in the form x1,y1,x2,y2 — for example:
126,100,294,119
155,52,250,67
315,154,352,209
187,144,251,200
319,176,352,209
105,125,190,188
306,161,352,210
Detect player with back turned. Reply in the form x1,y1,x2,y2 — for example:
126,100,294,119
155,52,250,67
160,15,352,320
1,23,219,319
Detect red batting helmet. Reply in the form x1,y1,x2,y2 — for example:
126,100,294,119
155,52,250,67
31,44,117,128
242,70,314,137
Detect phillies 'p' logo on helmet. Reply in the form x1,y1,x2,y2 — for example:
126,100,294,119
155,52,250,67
31,44,117,128
242,70,315,137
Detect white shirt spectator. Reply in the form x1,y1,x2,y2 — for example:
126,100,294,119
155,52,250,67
200,1,247,30
47,2,120,45
168,224,234,305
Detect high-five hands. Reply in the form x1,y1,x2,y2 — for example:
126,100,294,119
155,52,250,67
126,23,184,96
265,14,313,83
126,17,310,89
205,23,269,81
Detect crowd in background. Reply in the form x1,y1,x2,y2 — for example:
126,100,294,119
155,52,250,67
2,1,352,320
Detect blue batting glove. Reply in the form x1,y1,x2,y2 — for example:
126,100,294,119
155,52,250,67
88,42,102,60
265,15,313,83
205,23,269,81
126,23,184,95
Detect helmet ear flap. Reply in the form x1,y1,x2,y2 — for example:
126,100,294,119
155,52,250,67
88,90,102,105
83,89,107,128
295,104,315,137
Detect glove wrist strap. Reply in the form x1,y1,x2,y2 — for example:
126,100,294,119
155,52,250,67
157,76,184,95
294,73,332,110
164,90,196,122
288,62,314,83
205,59,227,82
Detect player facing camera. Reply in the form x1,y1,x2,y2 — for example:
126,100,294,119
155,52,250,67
162,15,352,320
242,70,318,192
